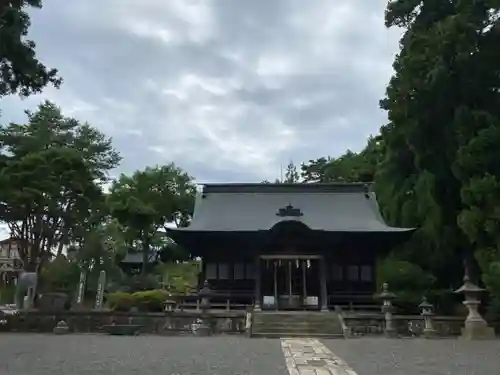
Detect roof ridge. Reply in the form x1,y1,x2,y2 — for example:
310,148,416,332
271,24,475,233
202,182,373,194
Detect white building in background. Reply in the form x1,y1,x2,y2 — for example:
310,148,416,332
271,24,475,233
0,238,23,285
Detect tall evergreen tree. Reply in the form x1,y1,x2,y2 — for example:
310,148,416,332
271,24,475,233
377,0,500,289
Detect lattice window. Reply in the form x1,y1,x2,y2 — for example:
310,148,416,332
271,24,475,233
360,265,373,282
331,264,343,281
245,263,255,279
218,263,229,279
347,265,359,281
205,263,217,280
233,263,245,280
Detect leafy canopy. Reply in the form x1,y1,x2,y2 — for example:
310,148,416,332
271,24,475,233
0,101,121,270
0,1,62,97
107,164,196,273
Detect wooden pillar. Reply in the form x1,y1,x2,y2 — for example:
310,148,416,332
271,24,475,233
254,257,262,311
302,259,307,304
273,261,278,310
319,257,328,311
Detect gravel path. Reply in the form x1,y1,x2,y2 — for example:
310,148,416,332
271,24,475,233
323,338,500,375
2,334,499,375
0,334,288,375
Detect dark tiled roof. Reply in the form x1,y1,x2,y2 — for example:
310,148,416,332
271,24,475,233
168,183,413,233
120,250,158,264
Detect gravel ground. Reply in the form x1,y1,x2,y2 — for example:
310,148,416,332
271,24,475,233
323,337,500,375
2,334,499,375
0,334,288,375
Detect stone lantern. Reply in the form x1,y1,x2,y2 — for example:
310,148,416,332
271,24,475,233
379,282,397,337
454,275,495,340
419,296,437,338
164,298,177,312
198,280,213,312
192,280,213,336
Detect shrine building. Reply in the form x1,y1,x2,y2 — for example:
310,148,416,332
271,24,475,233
167,182,414,311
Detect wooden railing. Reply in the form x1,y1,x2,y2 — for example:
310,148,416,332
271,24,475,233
327,292,379,312
171,291,254,311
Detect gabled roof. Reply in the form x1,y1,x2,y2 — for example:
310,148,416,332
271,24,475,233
120,249,159,264
168,183,414,233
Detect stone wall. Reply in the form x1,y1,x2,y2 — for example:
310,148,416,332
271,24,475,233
344,313,500,337
1,310,246,335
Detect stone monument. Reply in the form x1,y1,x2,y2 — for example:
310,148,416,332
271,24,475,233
454,275,495,340
94,270,106,310
15,272,37,309
75,269,87,307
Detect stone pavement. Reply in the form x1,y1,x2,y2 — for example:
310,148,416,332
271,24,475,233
0,334,499,375
282,338,357,375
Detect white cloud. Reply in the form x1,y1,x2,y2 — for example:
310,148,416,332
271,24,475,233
0,0,403,182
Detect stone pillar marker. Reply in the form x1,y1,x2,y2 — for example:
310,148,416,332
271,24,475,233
454,275,495,340
94,270,106,310
419,296,437,338
380,282,397,337
75,269,87,306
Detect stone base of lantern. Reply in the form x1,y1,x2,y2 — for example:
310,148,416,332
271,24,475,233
384,328,398,338
460,323,496,340
422,328,437,339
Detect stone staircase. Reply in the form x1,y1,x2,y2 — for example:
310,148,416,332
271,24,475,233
250,311,345,338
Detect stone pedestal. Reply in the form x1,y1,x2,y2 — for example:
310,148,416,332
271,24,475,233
454,275,496,340
460,324,496,340
460,299,495,339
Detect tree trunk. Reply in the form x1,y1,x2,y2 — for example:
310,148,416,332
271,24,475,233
141,239,150,275
463,250,480,284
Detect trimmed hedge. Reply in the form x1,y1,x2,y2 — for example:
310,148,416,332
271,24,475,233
106,289,170,312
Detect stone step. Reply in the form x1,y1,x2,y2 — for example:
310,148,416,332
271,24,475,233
253,323,341,329
254,321,341,327
252,311,344,338
254,322,341,329
251,332,345,339
253,325,341,332
254,317,340,322
253,321,340,327
255,315,340,318
253,328,341,335
254,316,341,322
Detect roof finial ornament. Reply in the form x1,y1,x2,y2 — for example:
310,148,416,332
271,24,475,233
276,204,303,217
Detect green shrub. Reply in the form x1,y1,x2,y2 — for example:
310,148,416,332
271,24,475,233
482,261,500,318
378,258,436,291
106,292,135,311
377,258,438,314
132,289,170,312
0,285,15,304
122,275,161,292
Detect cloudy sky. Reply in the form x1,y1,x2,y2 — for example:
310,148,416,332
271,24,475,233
1,0,402,183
